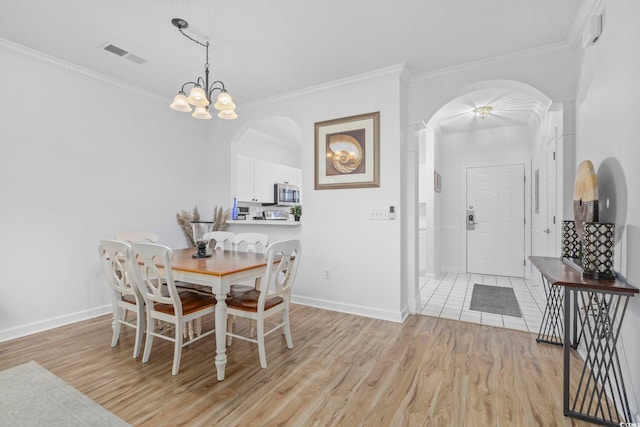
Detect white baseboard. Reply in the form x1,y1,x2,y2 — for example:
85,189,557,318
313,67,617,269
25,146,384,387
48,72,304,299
292,295,406,323
0,305,111,343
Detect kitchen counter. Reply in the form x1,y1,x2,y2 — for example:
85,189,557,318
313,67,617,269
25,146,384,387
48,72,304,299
227,220,301,226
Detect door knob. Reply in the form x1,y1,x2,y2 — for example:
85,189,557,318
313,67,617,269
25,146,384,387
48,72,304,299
544,228,550,234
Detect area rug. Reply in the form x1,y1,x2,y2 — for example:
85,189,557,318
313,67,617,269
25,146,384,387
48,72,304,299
469,283,522,317
0,361,129,426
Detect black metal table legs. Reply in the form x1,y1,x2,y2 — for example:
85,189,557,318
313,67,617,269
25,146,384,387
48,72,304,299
536,272,564,345
563,287,634,426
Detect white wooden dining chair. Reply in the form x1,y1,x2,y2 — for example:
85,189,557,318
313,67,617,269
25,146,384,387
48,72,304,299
233,232,268,253
115,231,159,243
204,231,234,251
227,232,270,338
229,232,269,295
98,239,145,358
130,242,216,375
116,231,191,333
226,240,301,368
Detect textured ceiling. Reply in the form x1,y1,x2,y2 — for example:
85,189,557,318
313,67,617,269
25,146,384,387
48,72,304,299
0,1,587,135
0,1,583,102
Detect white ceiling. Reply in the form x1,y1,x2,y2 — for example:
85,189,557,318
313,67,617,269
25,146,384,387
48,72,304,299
0,0,585,132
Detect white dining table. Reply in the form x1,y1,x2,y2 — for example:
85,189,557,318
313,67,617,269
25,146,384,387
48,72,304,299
168,248,271,380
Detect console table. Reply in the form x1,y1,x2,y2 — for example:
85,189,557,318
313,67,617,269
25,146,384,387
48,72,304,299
529,256,638,426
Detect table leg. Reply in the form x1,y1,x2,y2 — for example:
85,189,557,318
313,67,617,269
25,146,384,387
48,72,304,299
564,289,634,425
563,287,571,416
536,272,564,346
215,293,228,381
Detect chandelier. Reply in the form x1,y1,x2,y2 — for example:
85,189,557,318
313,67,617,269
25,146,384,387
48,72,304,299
473,106,492,119
169,18,237,120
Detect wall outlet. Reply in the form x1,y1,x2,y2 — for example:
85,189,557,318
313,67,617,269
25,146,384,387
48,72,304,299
324,268,330,279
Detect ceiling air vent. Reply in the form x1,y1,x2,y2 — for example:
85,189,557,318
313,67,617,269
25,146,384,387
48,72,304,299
101,43,147,64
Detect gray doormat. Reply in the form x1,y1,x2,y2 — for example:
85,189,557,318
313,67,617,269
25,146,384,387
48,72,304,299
469,284,522,317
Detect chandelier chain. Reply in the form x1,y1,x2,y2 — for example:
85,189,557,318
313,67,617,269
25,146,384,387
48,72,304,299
177,28,207,48
178,28,210,71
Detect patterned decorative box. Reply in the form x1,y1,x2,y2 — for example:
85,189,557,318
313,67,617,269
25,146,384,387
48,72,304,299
561,220,580,258
581,222,615,279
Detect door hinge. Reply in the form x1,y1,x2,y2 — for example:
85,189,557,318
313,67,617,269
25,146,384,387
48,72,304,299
553,151,556,160
524,217,526,225
553,216,556,224
523,259,526,266
523,175,526,183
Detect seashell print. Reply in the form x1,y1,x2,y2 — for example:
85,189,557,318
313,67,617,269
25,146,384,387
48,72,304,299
328,134,363,174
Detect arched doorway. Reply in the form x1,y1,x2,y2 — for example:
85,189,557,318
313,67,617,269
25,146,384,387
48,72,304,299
419,80,553,280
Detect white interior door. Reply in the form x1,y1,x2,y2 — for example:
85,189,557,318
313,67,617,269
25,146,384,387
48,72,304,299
467,164,525,277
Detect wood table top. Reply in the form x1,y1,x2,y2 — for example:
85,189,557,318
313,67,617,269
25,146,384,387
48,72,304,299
529,256,638,294
170,248,270,277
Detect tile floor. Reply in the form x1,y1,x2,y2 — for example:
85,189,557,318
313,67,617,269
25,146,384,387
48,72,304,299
418,272,547,333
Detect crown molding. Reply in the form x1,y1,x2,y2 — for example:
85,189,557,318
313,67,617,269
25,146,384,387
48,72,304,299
411,41,572,84
411,1,600,84
242,63,407,110
0,37,165,103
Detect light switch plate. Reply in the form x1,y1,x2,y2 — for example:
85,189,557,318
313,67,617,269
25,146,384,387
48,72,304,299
369,208,389,220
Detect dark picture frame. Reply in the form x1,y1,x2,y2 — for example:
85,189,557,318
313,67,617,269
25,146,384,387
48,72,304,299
314,112,380,190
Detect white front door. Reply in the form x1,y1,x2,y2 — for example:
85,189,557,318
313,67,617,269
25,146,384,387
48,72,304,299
466,164,525,277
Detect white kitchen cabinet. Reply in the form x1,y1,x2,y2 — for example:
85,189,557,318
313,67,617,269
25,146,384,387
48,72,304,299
236,156,275,203
273,163,301,186
236,155,255,202
254,159,275,202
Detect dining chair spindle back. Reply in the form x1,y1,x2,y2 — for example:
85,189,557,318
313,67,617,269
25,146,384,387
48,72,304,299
98,239,145,358
226,239,301,368
115,231,159,243
130,242,216,375
204,231,234,251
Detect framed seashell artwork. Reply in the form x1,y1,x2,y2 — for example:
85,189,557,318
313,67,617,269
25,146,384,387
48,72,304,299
314,112,380,189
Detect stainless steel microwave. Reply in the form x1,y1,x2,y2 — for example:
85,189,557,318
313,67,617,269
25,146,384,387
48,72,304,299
274,183,300,206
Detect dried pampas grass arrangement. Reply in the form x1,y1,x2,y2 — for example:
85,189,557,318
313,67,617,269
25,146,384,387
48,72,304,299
212,206,230,231
176,205,230,247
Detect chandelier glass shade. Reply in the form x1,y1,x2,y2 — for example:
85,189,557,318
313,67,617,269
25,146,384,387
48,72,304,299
169,18,237,120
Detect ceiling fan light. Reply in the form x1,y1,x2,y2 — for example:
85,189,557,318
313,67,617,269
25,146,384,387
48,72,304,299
169,92,192,112
213,91,236,111
192,106,212,119
217,109,238,120
187,86,209,107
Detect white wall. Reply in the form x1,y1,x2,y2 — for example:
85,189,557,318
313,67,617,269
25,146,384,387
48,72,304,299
214,65,408,321
435,125,533,273
574,0,640,416
0,43,213,340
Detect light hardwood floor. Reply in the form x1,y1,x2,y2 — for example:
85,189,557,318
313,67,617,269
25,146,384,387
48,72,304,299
0,305,595,426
